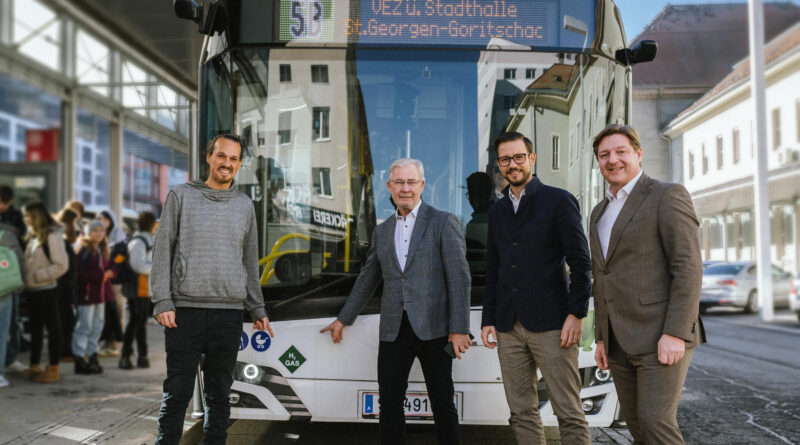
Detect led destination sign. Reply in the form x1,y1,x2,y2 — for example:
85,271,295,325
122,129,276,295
280,0,596,50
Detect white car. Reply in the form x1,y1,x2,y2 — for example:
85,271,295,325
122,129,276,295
700,262,793,313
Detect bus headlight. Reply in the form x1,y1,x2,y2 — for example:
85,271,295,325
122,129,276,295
582,398,594,413
242,363,260,381
594,368,611,383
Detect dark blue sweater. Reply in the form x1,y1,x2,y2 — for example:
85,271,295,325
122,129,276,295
481,177,592,333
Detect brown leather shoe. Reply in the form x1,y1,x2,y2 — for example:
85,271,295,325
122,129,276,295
34,365,61,383
21,365,42,381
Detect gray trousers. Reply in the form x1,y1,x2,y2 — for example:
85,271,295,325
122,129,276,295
497,320,590,445
608,330,694,445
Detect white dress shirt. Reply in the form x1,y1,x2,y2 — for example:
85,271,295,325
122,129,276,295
394,200,422,271
597,170,643,259
509,188,526,214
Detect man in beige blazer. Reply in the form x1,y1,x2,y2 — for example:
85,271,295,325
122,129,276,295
590,125,705,445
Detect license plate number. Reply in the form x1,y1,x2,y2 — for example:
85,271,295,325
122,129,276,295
361,391,460,419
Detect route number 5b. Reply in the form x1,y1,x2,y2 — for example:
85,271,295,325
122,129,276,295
290,0,323,39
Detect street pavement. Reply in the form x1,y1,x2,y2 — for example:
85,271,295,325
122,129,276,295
0,309,797,444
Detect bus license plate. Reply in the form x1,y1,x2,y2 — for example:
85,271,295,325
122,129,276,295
361,392,460,419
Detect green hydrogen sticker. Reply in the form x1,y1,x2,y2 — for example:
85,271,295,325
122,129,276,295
280,345,307,373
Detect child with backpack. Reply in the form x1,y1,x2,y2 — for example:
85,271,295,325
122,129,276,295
0,222,25,387
72,220,114,374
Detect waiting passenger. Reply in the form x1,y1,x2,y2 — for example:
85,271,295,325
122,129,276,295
98,210,125,356
73,220,113,375
0,222,25,388
55,209,80,363
21,201,68,383
119,211,156,370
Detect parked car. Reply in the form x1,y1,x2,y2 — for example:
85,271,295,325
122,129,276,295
702,260,725,269
700,262,793,314
790,274,800,322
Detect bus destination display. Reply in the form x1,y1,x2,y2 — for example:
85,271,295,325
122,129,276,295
280,0,596,50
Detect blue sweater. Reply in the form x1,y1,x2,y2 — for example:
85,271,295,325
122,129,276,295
481,177,592,333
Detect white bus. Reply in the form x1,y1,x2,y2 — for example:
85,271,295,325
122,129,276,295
179,0,655,427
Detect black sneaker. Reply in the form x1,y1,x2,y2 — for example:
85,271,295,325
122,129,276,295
119,356,134,370
88,354,104,374
137,357,150,369
74,357,92,375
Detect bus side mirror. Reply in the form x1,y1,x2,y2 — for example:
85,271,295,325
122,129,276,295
615,40,658,66
174,0,203,24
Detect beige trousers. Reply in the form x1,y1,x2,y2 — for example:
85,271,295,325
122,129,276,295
497,320,590,445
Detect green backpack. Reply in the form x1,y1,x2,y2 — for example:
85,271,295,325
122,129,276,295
0,229,24,297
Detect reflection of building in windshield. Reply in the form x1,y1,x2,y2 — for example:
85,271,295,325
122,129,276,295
230,44,375,286
477,38,557,175
506,54,615,215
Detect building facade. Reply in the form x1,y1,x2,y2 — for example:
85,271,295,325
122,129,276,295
664,24,800,274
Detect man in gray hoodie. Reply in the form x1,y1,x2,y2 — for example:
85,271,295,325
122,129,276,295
151,134,274,445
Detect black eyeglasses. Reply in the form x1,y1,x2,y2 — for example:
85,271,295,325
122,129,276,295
497,153,529,167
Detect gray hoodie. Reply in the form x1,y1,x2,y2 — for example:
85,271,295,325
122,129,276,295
150,180,267,320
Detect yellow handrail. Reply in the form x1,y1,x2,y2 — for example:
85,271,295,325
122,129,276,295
259,233,311,286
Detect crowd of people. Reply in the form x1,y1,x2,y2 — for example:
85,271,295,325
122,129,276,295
0,185,157,386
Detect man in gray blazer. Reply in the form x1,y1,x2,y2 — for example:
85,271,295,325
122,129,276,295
321,158,471,445
590,125,705,445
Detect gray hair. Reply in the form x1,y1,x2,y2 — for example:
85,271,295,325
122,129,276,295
388,158,425,181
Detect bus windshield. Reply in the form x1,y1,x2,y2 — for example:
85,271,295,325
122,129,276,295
201,2,628,322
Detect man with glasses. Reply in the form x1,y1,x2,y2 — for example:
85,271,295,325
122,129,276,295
481,132,592,445
322,158,471,445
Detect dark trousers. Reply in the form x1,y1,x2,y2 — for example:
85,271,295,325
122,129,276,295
156,308,243,445
26,288,62,366
58,287,76,359
122,295,151,358
100,300,123,343
378,313,459,445
5,294,21,366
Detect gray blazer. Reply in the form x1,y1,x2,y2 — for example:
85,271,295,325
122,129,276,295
338,201,471,342
589,174,706,356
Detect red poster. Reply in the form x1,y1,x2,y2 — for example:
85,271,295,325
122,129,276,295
26,129,59,162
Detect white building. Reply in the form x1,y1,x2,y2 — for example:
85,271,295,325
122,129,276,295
663,23,800,274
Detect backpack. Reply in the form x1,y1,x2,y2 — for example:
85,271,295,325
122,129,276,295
113,235,152,297
43,237,77,303
0,229,24,297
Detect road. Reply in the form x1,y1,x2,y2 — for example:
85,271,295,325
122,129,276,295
1,310,797,444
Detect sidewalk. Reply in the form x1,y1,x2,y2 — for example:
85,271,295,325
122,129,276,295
0,323,198,445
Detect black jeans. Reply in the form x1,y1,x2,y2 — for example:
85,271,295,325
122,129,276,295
26,288,63,366
122,291,151,358
58,286,76,359
378,313,459,445
156,307,243,445
100,300,123,344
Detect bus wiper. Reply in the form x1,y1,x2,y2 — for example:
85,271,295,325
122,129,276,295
272,275,354,309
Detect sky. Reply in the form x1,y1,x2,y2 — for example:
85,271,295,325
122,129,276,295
615,0,800,42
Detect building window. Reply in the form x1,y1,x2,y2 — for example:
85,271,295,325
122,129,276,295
280,64,292,82
312,167,332,198
701,143,708,175
716,135,723,169
312,107,330,140
551,135,560,170
732,128,740,164
311,65,329,83
525,68,536,79
689,150,695,179
278,112,291,145
504,68,516,79
796,99,800,142
771,107,781,150
503,95,516,110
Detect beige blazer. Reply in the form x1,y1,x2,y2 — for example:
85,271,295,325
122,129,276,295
589,174,706,355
